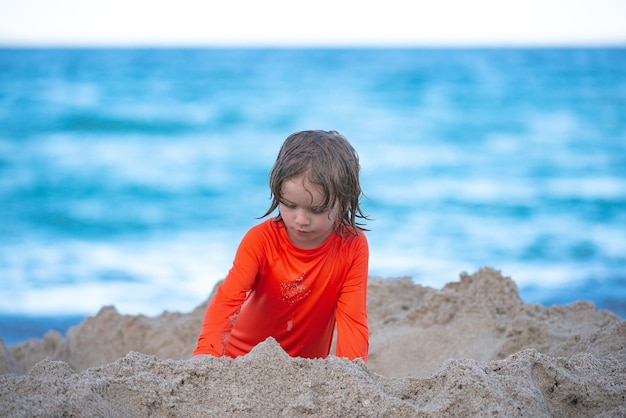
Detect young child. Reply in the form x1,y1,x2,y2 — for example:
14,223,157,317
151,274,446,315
192,130,370,362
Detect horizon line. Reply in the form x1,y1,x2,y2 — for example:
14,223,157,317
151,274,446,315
1,40,625,49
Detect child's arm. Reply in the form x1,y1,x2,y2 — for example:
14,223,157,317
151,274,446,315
335,234,369,362
192,228,262,357
192,279,250,356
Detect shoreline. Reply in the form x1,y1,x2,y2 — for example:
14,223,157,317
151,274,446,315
2,272,624,347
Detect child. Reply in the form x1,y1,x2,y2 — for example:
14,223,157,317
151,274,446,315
192,130,370,362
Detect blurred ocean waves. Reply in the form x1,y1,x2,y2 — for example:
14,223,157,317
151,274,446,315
1,48,625,344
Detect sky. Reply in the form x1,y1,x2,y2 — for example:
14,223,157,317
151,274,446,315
0,0,625,46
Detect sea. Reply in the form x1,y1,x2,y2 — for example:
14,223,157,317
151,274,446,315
1,47,625,345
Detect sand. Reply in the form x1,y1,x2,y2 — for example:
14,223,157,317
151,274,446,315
1,267,624,417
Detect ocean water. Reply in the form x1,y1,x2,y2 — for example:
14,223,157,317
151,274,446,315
1,48,625,345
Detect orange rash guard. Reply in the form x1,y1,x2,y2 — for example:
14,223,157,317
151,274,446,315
193,218,369,362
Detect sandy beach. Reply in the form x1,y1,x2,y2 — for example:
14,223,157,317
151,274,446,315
1,267,624,416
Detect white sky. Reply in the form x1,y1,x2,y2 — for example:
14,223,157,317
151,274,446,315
0,0,625,46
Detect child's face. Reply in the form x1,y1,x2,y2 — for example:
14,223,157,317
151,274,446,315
279,176,339,249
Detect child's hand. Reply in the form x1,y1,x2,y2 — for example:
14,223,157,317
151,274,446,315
190,354,210,361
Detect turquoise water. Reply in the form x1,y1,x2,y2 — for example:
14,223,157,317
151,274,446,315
1,48,625,344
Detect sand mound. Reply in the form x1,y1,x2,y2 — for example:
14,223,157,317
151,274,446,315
1,340,624,416
1,268,625,416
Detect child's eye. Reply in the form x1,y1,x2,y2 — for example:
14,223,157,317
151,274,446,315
281,202,296,209
311,207,327,214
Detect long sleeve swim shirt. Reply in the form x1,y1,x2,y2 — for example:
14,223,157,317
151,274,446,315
193,218,369,362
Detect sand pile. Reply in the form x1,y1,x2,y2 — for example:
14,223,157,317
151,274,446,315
1,267,625,416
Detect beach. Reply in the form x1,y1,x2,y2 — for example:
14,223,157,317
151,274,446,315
1,267,624,416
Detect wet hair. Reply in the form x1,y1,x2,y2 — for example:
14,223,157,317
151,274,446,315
261,130,369,235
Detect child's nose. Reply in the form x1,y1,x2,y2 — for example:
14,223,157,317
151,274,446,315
295,210,310,226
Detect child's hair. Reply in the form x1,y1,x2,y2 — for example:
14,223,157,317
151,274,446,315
261,130,369,235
